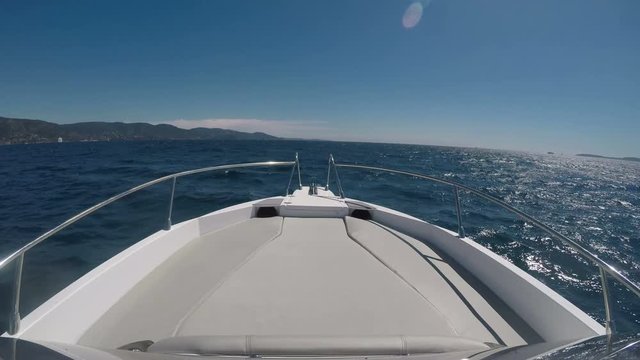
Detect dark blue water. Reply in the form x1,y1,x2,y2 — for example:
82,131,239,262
1,140,639,334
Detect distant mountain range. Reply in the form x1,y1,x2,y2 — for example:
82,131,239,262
0,116,280,144
576,154,640,163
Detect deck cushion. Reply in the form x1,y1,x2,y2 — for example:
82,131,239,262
149,335,491,356
345,216,527,346
176,218,457,337
79,217,284,348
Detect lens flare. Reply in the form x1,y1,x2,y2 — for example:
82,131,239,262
402,2,423,29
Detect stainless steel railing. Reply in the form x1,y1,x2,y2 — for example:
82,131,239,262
286,152,303,196
3,153,636,339
0,158,298,335
326,155,640,336
325,154,345,198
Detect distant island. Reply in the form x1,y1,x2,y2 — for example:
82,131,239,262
576,154,640,163
0,116,280,145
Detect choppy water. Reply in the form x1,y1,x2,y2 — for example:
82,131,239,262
1,140,639,334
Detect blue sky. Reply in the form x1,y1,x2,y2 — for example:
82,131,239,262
1,0,638,156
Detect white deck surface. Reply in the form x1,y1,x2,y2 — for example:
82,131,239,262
79,216,528,350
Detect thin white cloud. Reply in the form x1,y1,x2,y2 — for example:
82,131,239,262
166,118,330,138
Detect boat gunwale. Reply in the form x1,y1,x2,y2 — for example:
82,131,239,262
330,160,640,338
0,159,298,335
3,155,638,339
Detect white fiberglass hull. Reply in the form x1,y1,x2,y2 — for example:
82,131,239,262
5,187,603,359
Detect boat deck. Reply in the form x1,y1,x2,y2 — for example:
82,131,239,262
79,216,533,351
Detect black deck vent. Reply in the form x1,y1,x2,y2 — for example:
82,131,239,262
256,206,278,218
350,209,372,220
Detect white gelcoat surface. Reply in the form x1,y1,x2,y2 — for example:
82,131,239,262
5,190,604,353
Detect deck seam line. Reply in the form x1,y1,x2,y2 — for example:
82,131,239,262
171,217,286,336
341,218,460,336
369,221,508,345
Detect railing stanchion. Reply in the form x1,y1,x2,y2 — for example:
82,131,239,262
166,177,177,230
599,266,615,340
453,187,465,238
8,253,24,335
296,153,302,190
325,155,332,190
286,155,298,196
334,170,344,199
331,156,345,198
